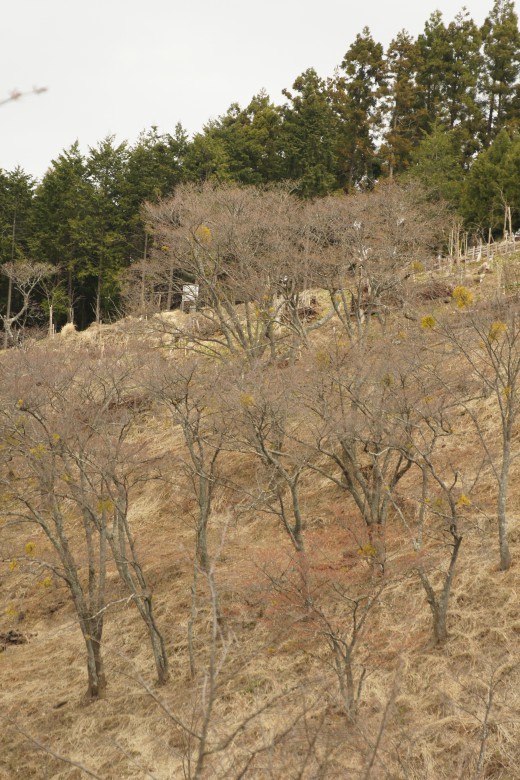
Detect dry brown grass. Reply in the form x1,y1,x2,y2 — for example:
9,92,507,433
2,274,520,779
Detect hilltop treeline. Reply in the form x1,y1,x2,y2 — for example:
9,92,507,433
2,0,520,328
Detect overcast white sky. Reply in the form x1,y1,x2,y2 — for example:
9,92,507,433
1,0,510,179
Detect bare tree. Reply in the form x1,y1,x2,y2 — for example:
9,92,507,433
149,355,227,576
265,551,387,720
146,352,236,684
227,362,317,553
408,459,464,646
303,338,414,568
143,183,329,363
1,260,54,347
304,181,444,346
432,294,520,571
0,344,168,696
385,338,469,645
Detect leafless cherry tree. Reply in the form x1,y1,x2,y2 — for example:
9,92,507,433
385,335,470,645
437,297,520,571
303,181,444,346
142,183,330,362
0,344,168,696
303,338,414,568
1,260,54,347
226,362,318,553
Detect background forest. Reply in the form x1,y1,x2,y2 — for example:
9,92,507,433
2,0,520,331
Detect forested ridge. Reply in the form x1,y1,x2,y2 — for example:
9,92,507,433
2,0,520,331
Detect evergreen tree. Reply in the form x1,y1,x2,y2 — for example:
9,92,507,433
501,133,520,220
333,26,386,191
0,168,35,265
279,68,337,197
414,9,483,155
31,143,95,326
184,125,232,183
481,0,520,141
203,92,284,185
123,124,188,263
86,136,130,322
408,122,465,207
443,9,483,149
125,125,188,212
381,30,422,177
506,82,520,134
415,11,450,131
236,91,285,183
462,129,520,232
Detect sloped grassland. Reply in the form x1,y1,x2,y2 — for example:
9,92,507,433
1,267,520,780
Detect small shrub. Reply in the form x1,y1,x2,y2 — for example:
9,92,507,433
421,315,436,330
452,286,474,309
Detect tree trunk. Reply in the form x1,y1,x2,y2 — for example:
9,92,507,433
196,503,210,573
83,621,106,699
417,567,448,644
109,512,170,684
140,231,148,310
95,250,104,325
141,596,169,684
367,521,386,573
68,268,74,323
497,460,511,571
417,531,462,645
343,649,356,719
4,212,16,348
95,274,102,325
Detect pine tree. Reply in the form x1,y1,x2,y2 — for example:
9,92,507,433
125,125,188,211
184,124,232,183
210,92,284,185
415,11,451,132
501,134,520,225
462,129,520,233
0,167,34,265
123,124,188,264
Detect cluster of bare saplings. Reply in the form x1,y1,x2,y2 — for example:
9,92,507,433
2,182,520,779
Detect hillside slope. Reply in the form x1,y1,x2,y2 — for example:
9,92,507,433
2,263,520,780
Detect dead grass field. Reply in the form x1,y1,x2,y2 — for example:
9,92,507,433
2,266,520,779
